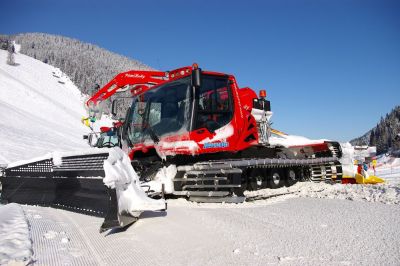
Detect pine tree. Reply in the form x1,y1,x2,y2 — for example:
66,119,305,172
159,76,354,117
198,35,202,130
369,129,375,146
351,105,400,154
6,43,16,65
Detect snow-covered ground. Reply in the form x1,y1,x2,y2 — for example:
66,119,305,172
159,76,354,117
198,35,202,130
1,177,399,265
0,203,32,265
1,48,400,265
1,187,399,265
374,154,400,185
0,49,88,165
375,166,400,185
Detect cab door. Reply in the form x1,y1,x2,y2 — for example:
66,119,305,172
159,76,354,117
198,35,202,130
192,75,240,152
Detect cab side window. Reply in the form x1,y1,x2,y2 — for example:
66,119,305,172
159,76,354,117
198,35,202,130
196,76,233,132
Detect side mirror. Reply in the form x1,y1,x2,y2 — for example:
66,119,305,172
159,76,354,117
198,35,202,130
88,134,93,146
84,133,98,147
88,134,98,147
192,68,202,88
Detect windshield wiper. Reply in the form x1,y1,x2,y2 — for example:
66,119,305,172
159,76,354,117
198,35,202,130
146,125,160,144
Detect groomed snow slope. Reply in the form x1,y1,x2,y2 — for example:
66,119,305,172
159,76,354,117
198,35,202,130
0,49,88,164
375,154,400,184
1,178,399,265
0,203,32,265
8,190,400,266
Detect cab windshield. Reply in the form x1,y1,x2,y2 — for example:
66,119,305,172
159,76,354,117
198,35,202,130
127,77,191,144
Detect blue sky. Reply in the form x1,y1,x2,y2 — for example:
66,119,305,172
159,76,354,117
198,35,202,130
1,0,399,141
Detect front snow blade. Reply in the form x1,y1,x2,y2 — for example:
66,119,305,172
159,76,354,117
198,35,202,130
99,187,140,233
0,151,138,232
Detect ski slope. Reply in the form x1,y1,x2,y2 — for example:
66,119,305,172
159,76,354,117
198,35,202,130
0,49,88,164
375,156,400,185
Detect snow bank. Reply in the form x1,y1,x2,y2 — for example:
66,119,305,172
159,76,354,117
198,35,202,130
103,147,166,215
169,182,400,208
295,182,400,204
0,203,32,265
247,182,400,205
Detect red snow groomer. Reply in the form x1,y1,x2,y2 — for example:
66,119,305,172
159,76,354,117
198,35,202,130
86,63,343,196
1,64,343,231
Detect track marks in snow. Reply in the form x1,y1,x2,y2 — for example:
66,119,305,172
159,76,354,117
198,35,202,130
19,197,400,266
23,206,167,265
24,207,98,265
59,209,105,265
43,231,58,240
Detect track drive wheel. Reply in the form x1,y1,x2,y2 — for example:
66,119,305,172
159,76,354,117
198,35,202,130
233,170,248,197
268,169,284,189
285,168,298,187
248,168,265,191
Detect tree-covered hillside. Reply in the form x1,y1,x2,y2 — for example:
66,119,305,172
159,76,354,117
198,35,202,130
351,106,400,155
12,33,152,95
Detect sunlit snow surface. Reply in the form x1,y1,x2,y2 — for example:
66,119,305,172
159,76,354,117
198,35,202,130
0,49,89,164
0,203,32,265
1,176,399,265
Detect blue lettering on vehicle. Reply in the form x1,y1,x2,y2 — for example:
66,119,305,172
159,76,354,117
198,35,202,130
203,142,229,149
